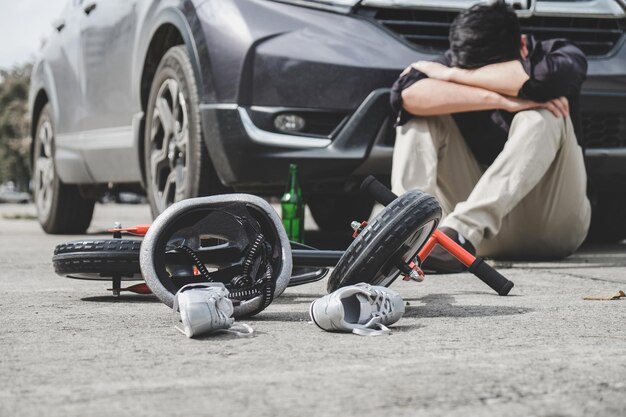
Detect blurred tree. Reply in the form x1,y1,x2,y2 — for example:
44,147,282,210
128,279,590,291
0,64,32,191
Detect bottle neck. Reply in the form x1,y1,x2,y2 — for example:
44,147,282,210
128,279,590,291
287,167,299,193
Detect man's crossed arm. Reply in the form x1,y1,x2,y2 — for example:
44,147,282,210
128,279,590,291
400,60,570,118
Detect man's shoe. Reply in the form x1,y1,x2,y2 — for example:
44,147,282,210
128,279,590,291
310,283,405,336
421,227,476,274
173,283,254,338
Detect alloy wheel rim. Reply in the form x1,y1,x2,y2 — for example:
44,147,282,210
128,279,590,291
34,120,55,221
148,78,189,213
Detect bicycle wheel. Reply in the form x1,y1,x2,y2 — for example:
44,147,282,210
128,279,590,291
327,190,441,293
53,239,143,280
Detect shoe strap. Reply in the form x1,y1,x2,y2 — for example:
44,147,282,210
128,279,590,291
220,323,256,338
364,290,395,324
352,323,391,337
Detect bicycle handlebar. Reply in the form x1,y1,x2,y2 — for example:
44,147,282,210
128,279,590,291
361,175,398,206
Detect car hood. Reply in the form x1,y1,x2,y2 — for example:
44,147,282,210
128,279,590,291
360,0,625,17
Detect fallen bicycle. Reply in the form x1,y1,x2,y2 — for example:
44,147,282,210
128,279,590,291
53,176,513,317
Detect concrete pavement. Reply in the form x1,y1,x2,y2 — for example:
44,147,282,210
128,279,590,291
1,203,625,417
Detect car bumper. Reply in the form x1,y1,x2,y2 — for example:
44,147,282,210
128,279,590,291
202,91,626,193
200,89,394,192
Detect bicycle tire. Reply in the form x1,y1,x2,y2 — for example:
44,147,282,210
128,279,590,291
327,190,441,293
53,239,143,280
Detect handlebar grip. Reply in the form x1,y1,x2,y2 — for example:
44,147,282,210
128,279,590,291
361,176,398,207
468,257,514,296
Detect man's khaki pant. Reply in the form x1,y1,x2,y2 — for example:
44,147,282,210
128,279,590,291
391,109,591,260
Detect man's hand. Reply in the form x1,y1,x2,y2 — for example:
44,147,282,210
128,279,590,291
500,95,569,118
542,96,569,118
401,61,453,80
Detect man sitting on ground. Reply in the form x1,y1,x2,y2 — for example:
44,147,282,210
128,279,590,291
390,0,590,272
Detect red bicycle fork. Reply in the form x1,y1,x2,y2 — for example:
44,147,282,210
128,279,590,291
418,229,476,267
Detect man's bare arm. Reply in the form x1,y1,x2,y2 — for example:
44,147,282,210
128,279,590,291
401,78,538,116
409,60,529,97
447,61,530,97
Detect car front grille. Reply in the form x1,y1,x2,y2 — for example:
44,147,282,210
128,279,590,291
361,7,626,57
381,112,626,149
582,112,626,148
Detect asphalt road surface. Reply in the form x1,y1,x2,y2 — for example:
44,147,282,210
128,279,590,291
1,203,625,417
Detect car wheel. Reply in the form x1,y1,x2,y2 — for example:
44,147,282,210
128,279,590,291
308,193,375,232
33,104,95,234
144,45,222,218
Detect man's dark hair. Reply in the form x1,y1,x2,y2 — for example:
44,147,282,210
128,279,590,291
449,0,521,69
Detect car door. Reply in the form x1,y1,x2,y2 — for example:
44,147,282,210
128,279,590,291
44,0,84,136
78,0,140,131
74,0,143,183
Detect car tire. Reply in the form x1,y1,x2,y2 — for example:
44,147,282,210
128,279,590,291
144,45,223,219
33,104,95,234
308,193,375,232
327,190,440,293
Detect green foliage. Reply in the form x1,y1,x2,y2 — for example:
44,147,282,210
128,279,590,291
0,64,32,191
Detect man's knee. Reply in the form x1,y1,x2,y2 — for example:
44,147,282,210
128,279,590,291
511,108,569,146
398,115,456,144
512,108,565,134
398,118,426,137
400,115,442,134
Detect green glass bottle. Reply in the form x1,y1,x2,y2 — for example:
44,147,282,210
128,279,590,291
281,163,305,243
